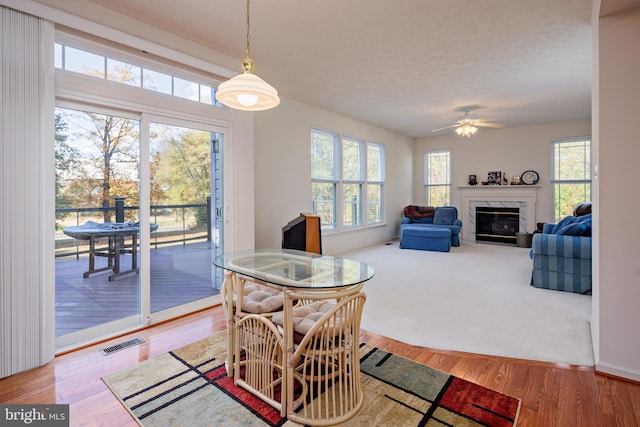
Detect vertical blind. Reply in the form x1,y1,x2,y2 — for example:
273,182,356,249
1,5,55,378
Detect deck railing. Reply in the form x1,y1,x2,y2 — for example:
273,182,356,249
55,197,212,259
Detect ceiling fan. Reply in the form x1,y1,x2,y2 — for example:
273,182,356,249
432,106,505,137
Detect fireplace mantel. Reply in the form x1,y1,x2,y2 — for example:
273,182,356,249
458,186,538,242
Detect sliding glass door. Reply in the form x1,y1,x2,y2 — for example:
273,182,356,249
55,107,225,348
148,121,221,314
54,105,142,343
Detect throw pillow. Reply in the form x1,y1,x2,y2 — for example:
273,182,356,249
433,207,457,225
573,202,592,217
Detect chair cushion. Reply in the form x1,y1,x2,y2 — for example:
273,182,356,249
433,207,457,225
235,282,283,314
272,301,335,335
401,225,451,238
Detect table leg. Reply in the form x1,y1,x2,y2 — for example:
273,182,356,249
221,271,236,377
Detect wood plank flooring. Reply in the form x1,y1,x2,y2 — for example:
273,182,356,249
1,306,639,426
55,242,218,336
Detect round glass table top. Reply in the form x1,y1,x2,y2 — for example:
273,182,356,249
214,248,375,289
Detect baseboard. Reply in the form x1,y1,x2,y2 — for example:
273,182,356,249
596,361,640,383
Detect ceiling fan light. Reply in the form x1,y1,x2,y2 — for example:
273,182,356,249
456,124,478,138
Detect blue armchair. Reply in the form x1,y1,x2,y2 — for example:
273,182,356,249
400,206,462,249
530,214,592,294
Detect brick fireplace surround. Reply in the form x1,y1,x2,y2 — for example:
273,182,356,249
459,186,538,243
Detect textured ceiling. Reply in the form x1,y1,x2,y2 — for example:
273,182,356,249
42,0,612,137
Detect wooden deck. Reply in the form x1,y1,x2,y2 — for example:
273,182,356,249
55,241,219,336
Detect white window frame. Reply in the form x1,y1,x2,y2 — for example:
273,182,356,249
424,150,451,206
366,142,385,224
551,137,592,221
311,129,385,231
342,136,365,228
311,129,340,229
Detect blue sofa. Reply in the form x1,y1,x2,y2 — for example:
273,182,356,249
400,206,462,251
530,213,592,294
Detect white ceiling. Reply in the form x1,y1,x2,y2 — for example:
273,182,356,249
41,0,635,137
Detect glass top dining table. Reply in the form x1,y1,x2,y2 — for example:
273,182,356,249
213,248,375,289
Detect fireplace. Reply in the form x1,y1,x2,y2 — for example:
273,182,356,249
475,207,519,244
459,186,537,242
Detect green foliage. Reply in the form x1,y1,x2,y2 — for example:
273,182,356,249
151,126,211,227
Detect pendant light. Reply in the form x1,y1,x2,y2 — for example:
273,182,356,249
215,0,280,111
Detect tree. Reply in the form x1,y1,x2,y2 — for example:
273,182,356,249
153,127,211,227
55,107,140,222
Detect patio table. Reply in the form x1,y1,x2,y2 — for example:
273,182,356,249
63,221,158,281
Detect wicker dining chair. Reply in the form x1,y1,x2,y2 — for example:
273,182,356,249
272,287,367,426
220,271,284,377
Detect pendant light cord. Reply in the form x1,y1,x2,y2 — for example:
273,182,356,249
245,0,251,59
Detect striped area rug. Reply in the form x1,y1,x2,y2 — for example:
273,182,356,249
103,331,520,426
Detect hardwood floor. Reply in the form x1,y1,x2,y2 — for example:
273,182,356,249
1,306,639,426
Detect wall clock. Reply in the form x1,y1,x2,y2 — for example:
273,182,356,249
521,170,539,185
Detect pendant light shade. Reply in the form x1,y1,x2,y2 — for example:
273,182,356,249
215,0,280,111
216,58,280,111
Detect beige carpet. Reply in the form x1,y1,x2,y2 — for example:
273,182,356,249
340,241,594,366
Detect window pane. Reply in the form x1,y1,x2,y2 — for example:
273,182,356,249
200,84,214,104
174,77,199,101
342,138,362,181
552,138,591,221
312,182,335,229
54,43,62,69
311,130,337,180
367,143,383,181
143,69,172,95
343,183,362,226
367,184,382,223
427,185,450,207
554,183,591,221
107,59,141,87
554,139,591,180
425,150,451,206
426,151,450,185
64,46,105,78
54,107,140,334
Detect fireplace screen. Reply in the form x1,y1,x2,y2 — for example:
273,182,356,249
475,207,519,244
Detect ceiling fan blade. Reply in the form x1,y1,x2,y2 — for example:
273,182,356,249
475,122,505,128
431,124,459,132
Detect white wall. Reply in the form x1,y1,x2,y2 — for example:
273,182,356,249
595,6,640,381
413,120,592,226
254,98,413,254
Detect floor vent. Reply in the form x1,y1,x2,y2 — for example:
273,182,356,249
100,337,144,355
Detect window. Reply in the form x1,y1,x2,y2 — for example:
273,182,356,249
342,137,364,227
552,138,591,221
311,130,339,229
55,40,221,107
424,150,451,206
367,143,385,224
311,129,385,230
